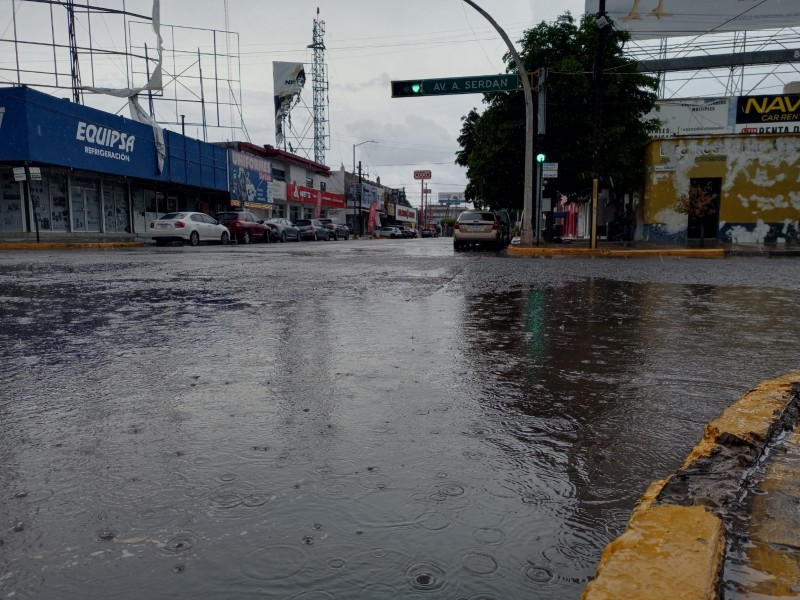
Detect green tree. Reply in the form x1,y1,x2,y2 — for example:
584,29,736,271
456,12,660,210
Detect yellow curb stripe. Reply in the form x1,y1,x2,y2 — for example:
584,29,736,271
0,242,145,250
508,247,725,258
581,505,725,600
681,369,800,467
583,371,800,599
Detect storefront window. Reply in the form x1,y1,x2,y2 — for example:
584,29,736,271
274,204,285,218
132,187,146,233
0,168,24,232
290,206,300,222
48,173,69,232
303,208,313,219
103,180,130,233
28,171,68,232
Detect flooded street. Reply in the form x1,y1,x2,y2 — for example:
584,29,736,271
2,238,799,599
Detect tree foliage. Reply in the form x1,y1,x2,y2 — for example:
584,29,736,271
456,13,660,210
676,182,718,219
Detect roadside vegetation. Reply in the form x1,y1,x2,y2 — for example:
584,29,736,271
456,12,661,211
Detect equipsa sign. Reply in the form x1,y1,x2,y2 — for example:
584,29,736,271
413,170,431,180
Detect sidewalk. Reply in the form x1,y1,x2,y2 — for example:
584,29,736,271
582,370,800,600
508,239,800,258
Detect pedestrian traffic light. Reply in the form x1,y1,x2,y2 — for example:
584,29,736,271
391,80,424,98
536,153,546,163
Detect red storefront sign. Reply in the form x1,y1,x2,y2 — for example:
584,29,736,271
287,182,345,209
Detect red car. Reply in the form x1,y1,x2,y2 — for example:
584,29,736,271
215,211,271,244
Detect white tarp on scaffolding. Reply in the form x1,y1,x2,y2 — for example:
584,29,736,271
83,0,166,171
587,1,800,39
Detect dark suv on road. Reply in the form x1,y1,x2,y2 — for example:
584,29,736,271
318,218,350,240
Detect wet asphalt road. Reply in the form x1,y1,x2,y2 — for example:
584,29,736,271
1,238,799,599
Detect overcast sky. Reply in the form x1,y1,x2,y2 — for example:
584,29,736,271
2,0,588,205
159,0,589,203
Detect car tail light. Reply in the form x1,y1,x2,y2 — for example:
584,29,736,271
175,221,185,228
149,222,154,229
454,222,460,230
492,221,498,230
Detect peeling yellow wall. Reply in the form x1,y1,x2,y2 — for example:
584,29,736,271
644,135,800,237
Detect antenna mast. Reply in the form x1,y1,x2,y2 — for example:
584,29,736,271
308,8,329,165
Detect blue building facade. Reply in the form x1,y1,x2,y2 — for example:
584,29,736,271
0,86,229,238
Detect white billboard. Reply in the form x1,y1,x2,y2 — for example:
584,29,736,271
647,97,734,137
438,192,466,205
587,1,800,39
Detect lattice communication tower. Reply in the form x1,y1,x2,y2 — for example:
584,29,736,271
308,8,329,165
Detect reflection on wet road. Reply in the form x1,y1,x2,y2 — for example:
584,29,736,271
1,239,799,599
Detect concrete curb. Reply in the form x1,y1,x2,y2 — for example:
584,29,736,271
0,242,145,250
582,370,800,600
508,246,726,258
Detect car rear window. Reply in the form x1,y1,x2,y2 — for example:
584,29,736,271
215,212,241,221
458,212,495,221
159,213,185,220
295,220,311,226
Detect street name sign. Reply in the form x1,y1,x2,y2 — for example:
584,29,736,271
392,74,519,98
542,162,558,179
414,170,432,180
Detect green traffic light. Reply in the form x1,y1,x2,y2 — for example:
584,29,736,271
411,83,421,94
536,153,546,163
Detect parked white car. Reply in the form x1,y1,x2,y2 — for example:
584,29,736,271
150,212,230,246
377,226,403,239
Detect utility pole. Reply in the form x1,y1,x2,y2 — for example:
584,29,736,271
535,67,546,245
591,0,609,249
357,160,362,237
461,0,535,247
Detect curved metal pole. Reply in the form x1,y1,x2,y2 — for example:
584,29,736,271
461,0,535,246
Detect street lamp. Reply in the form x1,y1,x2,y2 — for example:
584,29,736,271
353,140,377,173
352,140,377,238
461,0,535,247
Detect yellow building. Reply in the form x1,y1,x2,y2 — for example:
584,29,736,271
642,134,800,244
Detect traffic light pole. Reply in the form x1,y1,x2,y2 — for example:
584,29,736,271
591,0,608,249
461,0,535,247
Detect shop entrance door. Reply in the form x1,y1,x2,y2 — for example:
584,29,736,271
687,178,721,240
70,177,101,232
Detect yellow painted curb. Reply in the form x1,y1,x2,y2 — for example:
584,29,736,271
508,246,725,258
583,371,800,599
0,242,145,250
681,369,800,467
581,504,724,600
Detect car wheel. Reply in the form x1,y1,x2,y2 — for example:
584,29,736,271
263,230,270,243
189,231,200,246
155,239,165,246
345,234,349,240
332,232,338,241
281,232,287,243
221,231,230,245
242,230,251,244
